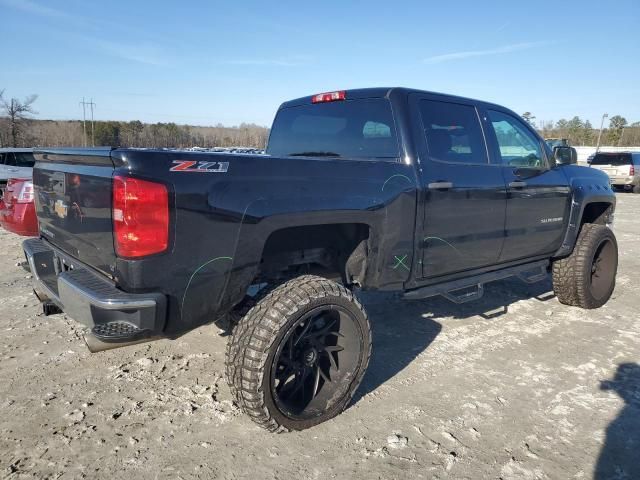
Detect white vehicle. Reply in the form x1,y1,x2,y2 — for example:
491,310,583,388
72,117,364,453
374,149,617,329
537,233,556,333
590,152,640,193
0,148,35,190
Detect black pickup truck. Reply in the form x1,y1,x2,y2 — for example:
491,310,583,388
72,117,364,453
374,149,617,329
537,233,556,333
23,87,617,431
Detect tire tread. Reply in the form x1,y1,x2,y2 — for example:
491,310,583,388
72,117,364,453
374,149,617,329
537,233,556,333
552,223,617,309
225,275,371,432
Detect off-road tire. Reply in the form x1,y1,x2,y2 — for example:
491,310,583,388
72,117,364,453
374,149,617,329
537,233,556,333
552,223,618,309
224,285,276,404
225,275,371,432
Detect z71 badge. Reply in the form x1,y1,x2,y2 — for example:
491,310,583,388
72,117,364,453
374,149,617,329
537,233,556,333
170,160,229,173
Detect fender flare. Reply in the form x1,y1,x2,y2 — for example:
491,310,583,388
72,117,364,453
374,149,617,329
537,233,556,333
553,183,615,258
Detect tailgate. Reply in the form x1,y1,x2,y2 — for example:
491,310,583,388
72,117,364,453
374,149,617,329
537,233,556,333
33,148,116,275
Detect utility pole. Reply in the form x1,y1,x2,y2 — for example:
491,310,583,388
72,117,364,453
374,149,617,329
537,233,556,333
80,97,87,147
595,113,608,153
80,98,96,146
89,98,96,146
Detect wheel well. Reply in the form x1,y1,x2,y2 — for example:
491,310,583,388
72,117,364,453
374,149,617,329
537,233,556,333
581,202,613,226
257,224,370,285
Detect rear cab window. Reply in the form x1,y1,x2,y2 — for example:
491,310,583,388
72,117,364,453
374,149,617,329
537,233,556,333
267,98,399,160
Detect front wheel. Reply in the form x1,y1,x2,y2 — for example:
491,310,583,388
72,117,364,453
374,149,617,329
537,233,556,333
552,223,618,309
225,275,371,431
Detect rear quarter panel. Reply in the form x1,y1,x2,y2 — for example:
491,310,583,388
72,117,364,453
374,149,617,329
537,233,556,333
112,150,418,335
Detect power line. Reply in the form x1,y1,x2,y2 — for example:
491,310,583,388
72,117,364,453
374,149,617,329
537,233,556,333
79,98,97,147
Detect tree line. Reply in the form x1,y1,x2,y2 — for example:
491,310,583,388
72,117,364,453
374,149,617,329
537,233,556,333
522,112,639,147
23,119,270,149
1,89,638,149
0,90,269,149
1,117,270,150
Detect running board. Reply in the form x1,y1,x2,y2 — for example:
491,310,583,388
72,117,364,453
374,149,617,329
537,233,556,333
404,260,549,304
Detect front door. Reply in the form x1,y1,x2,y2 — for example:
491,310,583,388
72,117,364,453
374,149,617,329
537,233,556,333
412,96,507,278
483,109,571,262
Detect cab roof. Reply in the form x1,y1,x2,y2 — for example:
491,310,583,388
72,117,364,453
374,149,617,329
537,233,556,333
279,87,506,111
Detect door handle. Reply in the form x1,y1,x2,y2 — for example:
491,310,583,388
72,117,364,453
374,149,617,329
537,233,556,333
428,181,453,190
508,180,527,188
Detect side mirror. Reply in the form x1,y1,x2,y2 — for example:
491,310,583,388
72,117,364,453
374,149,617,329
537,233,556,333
553,146,577,165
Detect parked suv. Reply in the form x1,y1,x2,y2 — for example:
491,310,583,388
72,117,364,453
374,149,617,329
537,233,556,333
590,152,640,193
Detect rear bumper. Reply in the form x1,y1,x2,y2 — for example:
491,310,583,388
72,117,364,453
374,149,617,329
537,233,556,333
23,237,166,336
609,175,639,186
0,201,38,237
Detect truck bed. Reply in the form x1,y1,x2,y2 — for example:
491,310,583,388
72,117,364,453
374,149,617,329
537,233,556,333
31,147,417,336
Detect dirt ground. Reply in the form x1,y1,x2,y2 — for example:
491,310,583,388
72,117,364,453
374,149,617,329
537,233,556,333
1,193,639,480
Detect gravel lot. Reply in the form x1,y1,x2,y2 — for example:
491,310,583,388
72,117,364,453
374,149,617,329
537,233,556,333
1,193,639,480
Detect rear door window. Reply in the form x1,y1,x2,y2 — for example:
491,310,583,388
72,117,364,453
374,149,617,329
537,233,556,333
267,98,399,160
419,100,488,164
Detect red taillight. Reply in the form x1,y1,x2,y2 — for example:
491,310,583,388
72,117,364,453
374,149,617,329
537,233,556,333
311,90,346,104
112,175,169,258
630,165,635,176
13,179,34,203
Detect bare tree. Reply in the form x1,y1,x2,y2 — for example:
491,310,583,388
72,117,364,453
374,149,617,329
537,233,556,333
0,90,38,147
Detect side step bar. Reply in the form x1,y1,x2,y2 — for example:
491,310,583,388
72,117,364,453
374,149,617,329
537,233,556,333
404,260,549,304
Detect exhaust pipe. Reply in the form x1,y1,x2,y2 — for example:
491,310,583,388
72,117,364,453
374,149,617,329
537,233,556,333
84,333,162,353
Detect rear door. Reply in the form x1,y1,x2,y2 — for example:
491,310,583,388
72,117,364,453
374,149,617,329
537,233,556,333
411,95,507,278
483,109,571,262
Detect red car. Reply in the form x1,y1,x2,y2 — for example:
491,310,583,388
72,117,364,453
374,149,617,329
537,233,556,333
0,178,38,236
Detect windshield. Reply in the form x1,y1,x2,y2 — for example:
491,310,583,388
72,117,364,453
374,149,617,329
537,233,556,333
591,153,632,166
267,98,399,160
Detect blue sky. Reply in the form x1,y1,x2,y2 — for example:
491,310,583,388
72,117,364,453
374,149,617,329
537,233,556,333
1,0,638,127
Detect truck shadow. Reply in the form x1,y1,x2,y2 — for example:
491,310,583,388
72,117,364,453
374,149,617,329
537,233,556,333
352,276,554,402
594,363,640,480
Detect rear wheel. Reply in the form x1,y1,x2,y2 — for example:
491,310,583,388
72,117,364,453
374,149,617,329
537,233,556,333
225,275,371,431
552,223,618,309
